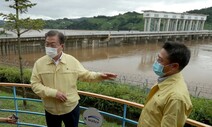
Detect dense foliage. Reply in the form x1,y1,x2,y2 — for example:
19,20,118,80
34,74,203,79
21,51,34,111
44,12,144,31
187,7,212,22
187,7,212,29
0,66,31,84
44,7,212,30
1,7,212,30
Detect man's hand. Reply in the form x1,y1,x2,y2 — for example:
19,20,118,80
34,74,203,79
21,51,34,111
101,73,117,80
56,91,67,102
7,115,17,124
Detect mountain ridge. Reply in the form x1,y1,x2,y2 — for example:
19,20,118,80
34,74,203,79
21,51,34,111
1,7,212,30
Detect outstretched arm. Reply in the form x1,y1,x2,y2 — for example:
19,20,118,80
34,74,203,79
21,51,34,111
76,59,117,82
0,117,8,122
0,115,17,123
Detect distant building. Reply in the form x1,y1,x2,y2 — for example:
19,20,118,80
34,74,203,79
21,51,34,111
143,10,207,31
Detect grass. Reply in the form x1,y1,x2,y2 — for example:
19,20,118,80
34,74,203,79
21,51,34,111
0,90,123,127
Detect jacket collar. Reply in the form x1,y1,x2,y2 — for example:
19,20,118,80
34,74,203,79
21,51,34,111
46,52,67,65
158,72,183,90
60,53,66,64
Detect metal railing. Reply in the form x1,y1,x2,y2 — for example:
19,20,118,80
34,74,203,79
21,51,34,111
0,83,211,127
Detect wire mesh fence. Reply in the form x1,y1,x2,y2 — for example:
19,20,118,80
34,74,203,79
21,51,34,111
86,67,212,99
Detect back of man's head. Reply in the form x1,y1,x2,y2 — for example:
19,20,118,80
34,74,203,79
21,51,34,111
162,41,191,71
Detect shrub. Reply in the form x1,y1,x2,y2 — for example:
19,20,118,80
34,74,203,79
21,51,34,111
78,81,146,120
0,65,31,83
189,97,212,125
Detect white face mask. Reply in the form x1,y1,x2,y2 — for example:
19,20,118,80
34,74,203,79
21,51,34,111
45,47,58,58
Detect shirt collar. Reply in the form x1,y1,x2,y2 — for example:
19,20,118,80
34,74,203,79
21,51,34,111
52,52,63,65
157,76,169,83
60,52,66,64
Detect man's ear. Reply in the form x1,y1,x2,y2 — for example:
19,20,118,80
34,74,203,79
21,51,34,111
172,63,179,70
61,44,65,49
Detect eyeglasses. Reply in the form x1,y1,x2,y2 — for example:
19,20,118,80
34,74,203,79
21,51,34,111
45,42,61,48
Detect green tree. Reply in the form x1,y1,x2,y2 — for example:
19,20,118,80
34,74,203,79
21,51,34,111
0,0,44,107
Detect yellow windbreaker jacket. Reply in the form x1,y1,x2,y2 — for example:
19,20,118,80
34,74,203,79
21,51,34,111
138,72,192,127
31,53,103,115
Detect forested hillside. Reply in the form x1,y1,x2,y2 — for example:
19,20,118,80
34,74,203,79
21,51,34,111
187,7,212,29
1,7,212,30
44,7,212,30
44,12,144,31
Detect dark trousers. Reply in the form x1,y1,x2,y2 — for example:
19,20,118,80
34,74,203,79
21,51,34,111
45,104,80,127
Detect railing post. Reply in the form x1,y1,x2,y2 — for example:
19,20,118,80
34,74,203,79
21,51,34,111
122,104,127,127
13,86,20,127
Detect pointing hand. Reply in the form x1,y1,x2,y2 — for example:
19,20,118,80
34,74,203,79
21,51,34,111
101,73,117,80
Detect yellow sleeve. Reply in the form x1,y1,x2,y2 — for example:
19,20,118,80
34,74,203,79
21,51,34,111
76,60,103,82
30,62,57,98
161,99,187,127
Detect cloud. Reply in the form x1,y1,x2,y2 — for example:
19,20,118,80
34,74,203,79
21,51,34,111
0,0,211,20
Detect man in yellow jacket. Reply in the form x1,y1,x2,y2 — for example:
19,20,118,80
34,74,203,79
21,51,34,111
31,30,117,127
138,42,192,127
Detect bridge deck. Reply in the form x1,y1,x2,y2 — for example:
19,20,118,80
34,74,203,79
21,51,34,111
0,30,212,42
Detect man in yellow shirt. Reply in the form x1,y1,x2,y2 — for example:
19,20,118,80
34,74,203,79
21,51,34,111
31,30,117,127
138,42,192,127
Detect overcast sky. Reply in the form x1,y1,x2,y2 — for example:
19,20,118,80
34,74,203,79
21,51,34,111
0,0,211,20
